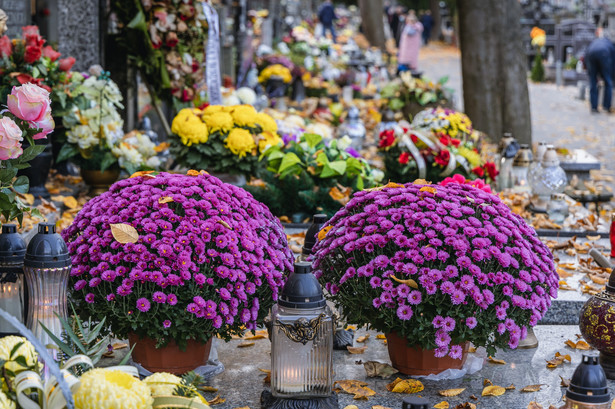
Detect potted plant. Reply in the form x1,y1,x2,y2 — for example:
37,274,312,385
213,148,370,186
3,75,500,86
56,69,161,194
312,179,559,375
258,64,293,99
380,72,452,119
169,105,281,183
245,133,383,219
379,107,498,185
62,171,294,374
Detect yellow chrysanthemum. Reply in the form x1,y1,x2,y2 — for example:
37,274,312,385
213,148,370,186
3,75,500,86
225,128,256,157
258,64,293,84
458,146,481,167
203,112,234,134
171,109,209,146
231,105,258,128
0,336,38,374
255,112,278,134
258,131,283,152
74,368,153,409
202,105,224,115
144,372,208,404
0,390,14,409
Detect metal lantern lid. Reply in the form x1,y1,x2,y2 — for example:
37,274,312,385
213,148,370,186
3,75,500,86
302,214,328,256
278,262,325,309
402,396,429,409
513,144,533,167
566,354,610,404
0,224,26,264
347,106,360,122
541,147,560,167
24,223,70,268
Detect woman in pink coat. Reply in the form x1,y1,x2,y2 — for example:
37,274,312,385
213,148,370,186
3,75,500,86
397,13,423,72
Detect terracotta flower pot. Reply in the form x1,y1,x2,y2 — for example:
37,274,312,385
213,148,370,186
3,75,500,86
128,333,212,375
385,332,469,376
80,168,120,196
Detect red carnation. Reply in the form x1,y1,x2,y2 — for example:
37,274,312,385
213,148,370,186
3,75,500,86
378,130,396,148
0,36,12,58
484,162,498,180
410,133,418,144
439,135,450,146
399,152,410,165
472,166,485,177
58,56,76,71
434,149,451,167
450,138,461,147
42,45,61,61
24,45,42,64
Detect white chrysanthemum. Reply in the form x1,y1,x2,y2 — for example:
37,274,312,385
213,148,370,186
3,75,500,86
0,336,39,374
0,390,15,409
305,122,333,140
235,87,257,105
74,368,153,409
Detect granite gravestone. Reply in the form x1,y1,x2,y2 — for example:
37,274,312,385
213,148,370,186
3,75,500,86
57,0,101,71
0,0,30,38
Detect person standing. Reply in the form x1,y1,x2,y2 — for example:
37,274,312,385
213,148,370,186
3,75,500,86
397,12,423,72
318,0,337,42
420,10,434,45
585,32,615,113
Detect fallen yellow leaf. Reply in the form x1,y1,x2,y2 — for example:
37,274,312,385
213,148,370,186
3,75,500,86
343,406,359,409
187,169,201,176
376,334,386,340
63,196,78,209
110,223,139,244
199,386,218,392
386,377,424,394
412,179,431,185
521,384,544,392
419,186,437,195
434,402,449,409
158,196,174,204
334,380,376,400
237,341,255,348
347,346,367,354
356,334,370,343
217,220,232,229
487,356,507,365
371,406,392,409
208,395,226,405
19,193,35,205
439,388,465,397
329,186,352,205
130,170,155,178
244,334,266,341
390,275,419,289
481,385,506,396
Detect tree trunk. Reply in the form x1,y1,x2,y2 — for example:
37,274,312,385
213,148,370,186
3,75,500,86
429,0,441,41
359,0,386,50
458,0,531,145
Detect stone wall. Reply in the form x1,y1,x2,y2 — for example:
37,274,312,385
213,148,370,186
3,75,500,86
57,0,101,71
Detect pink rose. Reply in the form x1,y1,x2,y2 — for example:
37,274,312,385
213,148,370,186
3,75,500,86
7,83,52,123
42,45,61,62
58,57,75,72
30,112,54,139
0,117,24,160
0,36,12,58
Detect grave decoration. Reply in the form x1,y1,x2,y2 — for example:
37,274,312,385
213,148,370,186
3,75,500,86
62,171,294,373
313,179,559,375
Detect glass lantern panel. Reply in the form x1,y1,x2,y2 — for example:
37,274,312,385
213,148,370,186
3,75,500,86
271,304,334,398
0,270,24,335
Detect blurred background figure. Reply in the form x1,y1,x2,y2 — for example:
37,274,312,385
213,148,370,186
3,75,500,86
584,29,615,113
419,10,433,45
397,11,423,73
318,0,338,42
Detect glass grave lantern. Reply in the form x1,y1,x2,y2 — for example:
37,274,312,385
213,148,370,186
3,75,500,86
558,354,610,409
0,224,27,335
24,223,71,358
264,261,337,409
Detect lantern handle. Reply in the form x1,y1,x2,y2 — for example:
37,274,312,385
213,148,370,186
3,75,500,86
0,307,74,408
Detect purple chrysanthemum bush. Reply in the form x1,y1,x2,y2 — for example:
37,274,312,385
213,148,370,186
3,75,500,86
312,182,559,358
63,172,293,349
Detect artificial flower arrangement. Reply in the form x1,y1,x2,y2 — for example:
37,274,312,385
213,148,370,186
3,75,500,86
312,179,559,361
56,68,161,174
380,72,451,118
0,334,210,408
245,133,383,218
0,83,54,223
169,104,282,176
63,172,293,349
109,0,209,108
378,107,497,184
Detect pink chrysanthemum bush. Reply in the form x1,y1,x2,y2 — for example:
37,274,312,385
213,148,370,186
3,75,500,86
312,181,559,358
63,172,294,348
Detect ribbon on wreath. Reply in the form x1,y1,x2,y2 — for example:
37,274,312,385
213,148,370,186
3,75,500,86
399,129,471,179
203,1,222,105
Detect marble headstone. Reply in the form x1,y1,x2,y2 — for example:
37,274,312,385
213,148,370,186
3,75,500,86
0,0,30,38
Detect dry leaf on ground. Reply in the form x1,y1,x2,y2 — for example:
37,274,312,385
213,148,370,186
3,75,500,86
244,334,266,340
363,361,398,379
505,384,515,390
527,402,543,409
259,368,271,384
439,388,465,397
199,386,218,392
521,385,545,392
483,379,493,386
560,376,570,387
434,402,449,409
487,356,506,364
110,223,139,243
208,396,226,405
547,352,571,368
158,196,174,204
390,275,419,288
343,406,358,409
334,380,376,400
386,378,424,394
376,334,386,340
371,406,392,409
356,334,370,343
347,346,367,354
452,404,476,409
237,341,255,348
565,339,591,350
481,385,506,396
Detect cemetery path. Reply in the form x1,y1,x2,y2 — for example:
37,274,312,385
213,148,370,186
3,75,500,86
418,43,615,176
